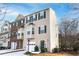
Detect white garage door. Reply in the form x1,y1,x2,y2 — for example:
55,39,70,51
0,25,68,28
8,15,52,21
11,42,17,50
26,42,35,52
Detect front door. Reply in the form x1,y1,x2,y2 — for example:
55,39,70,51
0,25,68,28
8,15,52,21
17,40,23,49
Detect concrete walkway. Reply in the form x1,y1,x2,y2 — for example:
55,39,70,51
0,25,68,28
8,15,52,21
0,49,24,55
0,51,28,56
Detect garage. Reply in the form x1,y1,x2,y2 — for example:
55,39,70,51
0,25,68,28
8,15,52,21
26,42,35,52
11,42,17,50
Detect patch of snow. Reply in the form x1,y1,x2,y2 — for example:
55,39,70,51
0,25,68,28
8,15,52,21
0,51,28,56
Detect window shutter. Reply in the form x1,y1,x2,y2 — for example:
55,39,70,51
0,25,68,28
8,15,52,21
45,25,47,33
39,27,40,34
44,11,46,18
38,13,40,20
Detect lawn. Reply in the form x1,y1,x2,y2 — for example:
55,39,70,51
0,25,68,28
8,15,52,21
32,52,79,56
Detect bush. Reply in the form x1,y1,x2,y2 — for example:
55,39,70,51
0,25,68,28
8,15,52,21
73,43,79,52
40,48,48,53
73,46,79,52
0,46,6,50
44,48,47,52
40,40,45,53
24,51,32,55
34,45,39,52
52,48,59,53
40,40,48,53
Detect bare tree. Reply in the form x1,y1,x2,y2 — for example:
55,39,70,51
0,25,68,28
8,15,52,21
59,18,79,50
0,4,8,21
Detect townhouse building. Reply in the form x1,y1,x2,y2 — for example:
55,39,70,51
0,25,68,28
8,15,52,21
10,8,59,52
0,21,11,48
10,14,25,49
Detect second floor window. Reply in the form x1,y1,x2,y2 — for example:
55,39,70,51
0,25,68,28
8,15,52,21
18,33,20,36
38,25,47,34
27,31,30,35
32,28,34,34
21,33,24,36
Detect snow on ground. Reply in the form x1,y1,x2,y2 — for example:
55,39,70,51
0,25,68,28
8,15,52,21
0,51,28,56
0,49,28,56
0,49,12,54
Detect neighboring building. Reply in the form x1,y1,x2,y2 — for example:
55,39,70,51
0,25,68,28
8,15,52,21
10,14,25,49
0,21,11,48
10,8,59,52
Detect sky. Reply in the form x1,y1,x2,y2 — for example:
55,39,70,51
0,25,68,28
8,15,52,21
0,3,75,31
0,3,72,22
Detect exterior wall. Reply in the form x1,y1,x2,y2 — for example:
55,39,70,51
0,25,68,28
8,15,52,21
0,33,10,47
0,8,59,52
0,21,11,47
23,8,59,52
10,16,25,49
49,8,59,52
17,28,24,39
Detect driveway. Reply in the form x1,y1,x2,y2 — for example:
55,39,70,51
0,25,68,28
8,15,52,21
0,49,28,56
1,51,28,56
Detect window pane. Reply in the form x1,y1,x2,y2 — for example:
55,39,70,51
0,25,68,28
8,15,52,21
27,31,30,35
44,25,47,33
44,11,46,18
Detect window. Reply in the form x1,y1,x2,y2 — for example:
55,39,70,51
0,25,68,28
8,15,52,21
44,11,46,18
38,25,47,34
18,33,20,36
4,28,7,31
21,20,24,24
33,14,36,19
44,25,47,33
38,11,46,20
40,11,44,16
27,31,30,35
26,17,28,23
38,27,40,34
5,24,8,26
12,22,16,26
13,23,14,26
21,33,24,36
8,33,10,37
33,14,37,21
10,24,11,28
29,16,33,22
18,20,21,26
16,22,18,26
26,16,30,23
32,28,34,34
20,20,21,25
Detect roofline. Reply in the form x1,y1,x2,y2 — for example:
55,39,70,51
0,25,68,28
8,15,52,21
11,8,52,23
25,8,51,17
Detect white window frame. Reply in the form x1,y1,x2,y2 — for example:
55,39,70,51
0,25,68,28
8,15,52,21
40,25,44,30
33,14,36,19
21,20,24,23
40,11,44,16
